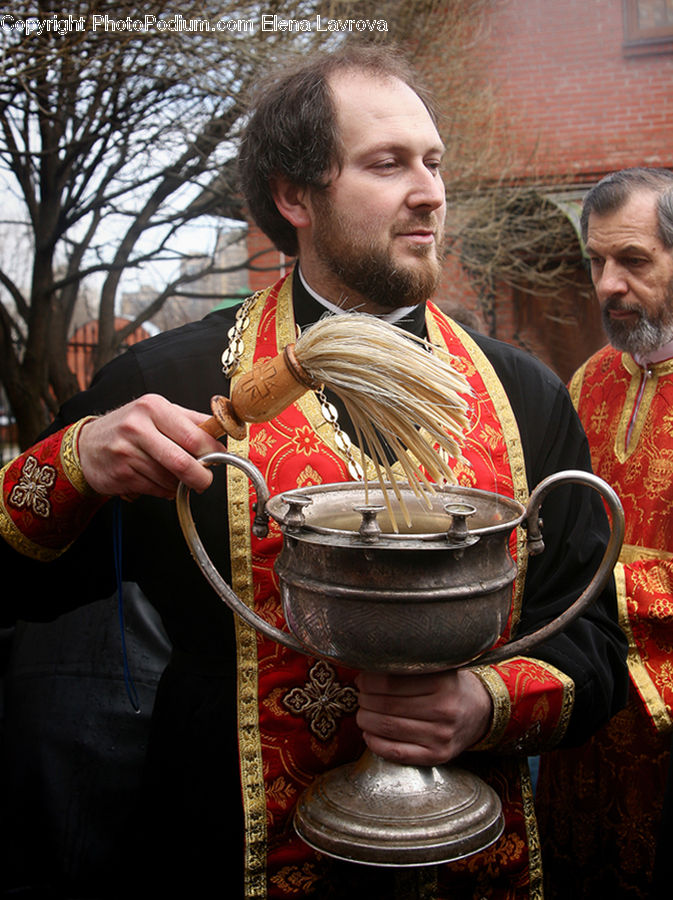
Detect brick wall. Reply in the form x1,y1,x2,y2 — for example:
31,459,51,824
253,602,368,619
246,223,293,292
424,0,673,376
479,0,673,180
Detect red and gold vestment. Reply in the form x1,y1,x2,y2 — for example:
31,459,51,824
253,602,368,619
224,275,573,898
537,344,673,898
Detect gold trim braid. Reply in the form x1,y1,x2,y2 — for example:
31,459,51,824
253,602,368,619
568,361,587,409
428,314,530,628
227,283,278,898
615,560,673,731
614,355,659,462
620,543,673,564
61,416,99,495
469,664,512,749
520,757,544,900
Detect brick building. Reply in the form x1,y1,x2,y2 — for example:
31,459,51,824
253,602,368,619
67,318,155,391
247,223,294,294
481,0,673,182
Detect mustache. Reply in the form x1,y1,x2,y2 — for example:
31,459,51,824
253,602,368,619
393,215,441,235
603,297,641,316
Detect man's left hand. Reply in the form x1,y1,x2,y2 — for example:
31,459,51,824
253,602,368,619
355,669,493,766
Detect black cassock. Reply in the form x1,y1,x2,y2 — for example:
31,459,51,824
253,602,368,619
0,273,627,897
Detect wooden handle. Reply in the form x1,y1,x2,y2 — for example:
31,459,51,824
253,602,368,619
199,344,320,439
200,396,246,440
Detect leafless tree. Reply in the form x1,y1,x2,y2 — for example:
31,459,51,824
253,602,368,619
0,0,347,446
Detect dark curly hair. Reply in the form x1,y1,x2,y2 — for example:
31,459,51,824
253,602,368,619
237,44,437,257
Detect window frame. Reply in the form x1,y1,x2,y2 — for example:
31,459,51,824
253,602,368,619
623,0,673,55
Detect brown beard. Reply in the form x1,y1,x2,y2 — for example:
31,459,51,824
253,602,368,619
311,195,443,309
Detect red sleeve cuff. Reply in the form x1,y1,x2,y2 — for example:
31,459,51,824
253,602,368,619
470,656,575,753
614,558,673,731
0,417,107,560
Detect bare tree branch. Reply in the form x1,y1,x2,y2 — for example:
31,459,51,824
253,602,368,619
0,0,342,445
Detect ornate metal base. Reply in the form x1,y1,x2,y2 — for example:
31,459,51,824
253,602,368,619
294,749,504,867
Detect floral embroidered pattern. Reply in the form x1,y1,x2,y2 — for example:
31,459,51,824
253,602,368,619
283,660,357,741
478,421,505,452
296,464,322,488
657,660,673,696
270,862,320,894
9,456,57,518
265,775,297,813
650,595,673,622
249,427,276,459
291,424,321,456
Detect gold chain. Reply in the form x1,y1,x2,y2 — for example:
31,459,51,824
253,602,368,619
220,291,261,377
314,388,365,480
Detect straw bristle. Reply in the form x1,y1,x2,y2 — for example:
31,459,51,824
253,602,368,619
294,313,471,525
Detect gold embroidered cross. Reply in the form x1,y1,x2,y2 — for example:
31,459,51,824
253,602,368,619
9,456,57,518
283,659,358,741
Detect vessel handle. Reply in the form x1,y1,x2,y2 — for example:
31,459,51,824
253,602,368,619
176,451,308,654
473,469,625,666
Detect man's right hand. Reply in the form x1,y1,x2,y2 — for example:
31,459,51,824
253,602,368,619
78,394,225,499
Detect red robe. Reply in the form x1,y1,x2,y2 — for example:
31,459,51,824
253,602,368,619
537,345,673,898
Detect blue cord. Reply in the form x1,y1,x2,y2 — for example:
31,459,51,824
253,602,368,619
113,498,141,713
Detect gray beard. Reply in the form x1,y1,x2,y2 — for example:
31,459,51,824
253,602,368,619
604,315,673,356
603,284,673,357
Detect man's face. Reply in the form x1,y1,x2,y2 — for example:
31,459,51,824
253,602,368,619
586,190,673,356
301,70,447,313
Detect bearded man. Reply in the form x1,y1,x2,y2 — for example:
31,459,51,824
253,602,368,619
0,46,626,899
536,167,673,899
